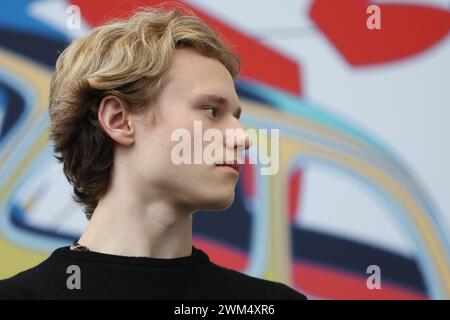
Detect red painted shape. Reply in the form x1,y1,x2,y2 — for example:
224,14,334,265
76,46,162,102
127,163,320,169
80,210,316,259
292,260,428,300
288,169,302,221
310,0,450,66
241,160,255,198
70,0,302,95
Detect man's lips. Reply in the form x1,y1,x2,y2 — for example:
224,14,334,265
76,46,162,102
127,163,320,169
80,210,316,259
216,163,241,173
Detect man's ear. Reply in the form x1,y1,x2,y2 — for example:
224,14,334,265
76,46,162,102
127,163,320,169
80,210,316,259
98,95,135,146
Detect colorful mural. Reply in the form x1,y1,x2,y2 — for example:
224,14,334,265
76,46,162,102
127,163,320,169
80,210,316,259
1,0,449,299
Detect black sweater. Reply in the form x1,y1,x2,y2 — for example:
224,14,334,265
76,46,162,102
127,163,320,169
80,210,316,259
0,246,307,300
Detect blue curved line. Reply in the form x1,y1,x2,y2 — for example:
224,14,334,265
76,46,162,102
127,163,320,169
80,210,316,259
242,112,450,286
0,108,48,187
0,86,6,106
0,67,34,153
244,161,271,277
0,138,72,252
237,79,450,260
238,79,417,167
0,0,69,42
287,155,445,298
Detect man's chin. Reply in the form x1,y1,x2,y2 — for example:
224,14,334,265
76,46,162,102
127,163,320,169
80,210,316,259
198,194,235,211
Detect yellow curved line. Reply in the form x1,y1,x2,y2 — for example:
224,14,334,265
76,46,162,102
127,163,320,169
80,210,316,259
0,49,52,279
251,107,450,296
0,48,448,296
300,142,450,297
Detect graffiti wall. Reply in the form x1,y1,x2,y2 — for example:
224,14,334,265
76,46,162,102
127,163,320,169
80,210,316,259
1,0,449,299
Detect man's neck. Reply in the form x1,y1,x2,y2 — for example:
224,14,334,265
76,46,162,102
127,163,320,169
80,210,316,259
77,196,194,259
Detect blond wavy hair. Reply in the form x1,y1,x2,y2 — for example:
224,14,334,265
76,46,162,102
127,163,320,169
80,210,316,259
48,6,240,219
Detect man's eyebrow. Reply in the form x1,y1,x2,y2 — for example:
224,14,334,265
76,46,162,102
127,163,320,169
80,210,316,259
195,93,242,118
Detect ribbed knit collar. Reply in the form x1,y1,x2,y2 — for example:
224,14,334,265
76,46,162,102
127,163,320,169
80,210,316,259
51,245,210,267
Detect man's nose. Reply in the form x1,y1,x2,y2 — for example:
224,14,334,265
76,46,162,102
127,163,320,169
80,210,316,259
224,124,253,151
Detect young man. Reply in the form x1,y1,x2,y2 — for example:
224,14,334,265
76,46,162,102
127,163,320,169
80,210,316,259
0,7,306,300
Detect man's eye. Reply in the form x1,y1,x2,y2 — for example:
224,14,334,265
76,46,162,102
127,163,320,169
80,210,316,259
204,107,218,118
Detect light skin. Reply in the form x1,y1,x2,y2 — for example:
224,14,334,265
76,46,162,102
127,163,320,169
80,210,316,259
77,48,252,258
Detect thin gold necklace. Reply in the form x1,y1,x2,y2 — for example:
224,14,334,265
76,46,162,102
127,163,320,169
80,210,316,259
70,241,90,251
